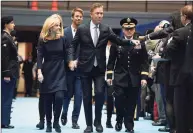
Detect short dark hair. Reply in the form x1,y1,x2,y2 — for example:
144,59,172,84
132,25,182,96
170,11,183,30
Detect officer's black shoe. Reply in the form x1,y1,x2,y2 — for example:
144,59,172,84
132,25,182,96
94,120,103,132
115,121,122,131
84,126,93,133
36,121,44,129
46,124,52,132
106,120,113,128
53,123,61,133
125,129,134,133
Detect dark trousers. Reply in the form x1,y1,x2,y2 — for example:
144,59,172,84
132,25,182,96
106,83,114,120
114,84,139,130
38,94,45,122
13,79,18,99
62,76,82,123
81,66,105,126
1,78,16,125
24,75,33,96
43,91,64,125
160,84,175,129
174,77,193,133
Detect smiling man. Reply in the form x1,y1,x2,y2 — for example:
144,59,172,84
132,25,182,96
61,7,84,129
67,3,140,133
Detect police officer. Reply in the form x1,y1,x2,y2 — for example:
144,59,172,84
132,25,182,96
106,17,149,133
1,16,18,129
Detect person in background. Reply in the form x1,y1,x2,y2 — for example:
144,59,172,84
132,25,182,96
165,5,193,133
22,55,34,97
1,16,18,129
61,7,83,129
105,40,115,128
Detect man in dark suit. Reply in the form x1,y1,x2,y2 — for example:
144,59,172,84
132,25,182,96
106,17,149,133
1,16,19,129
61,7,83,129
68,3,140,133
165,5,193,133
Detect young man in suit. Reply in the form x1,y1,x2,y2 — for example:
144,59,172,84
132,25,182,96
1,16,18,129
68,3,140,133
106,17,149,133
61,7,84,129
165,5,193,133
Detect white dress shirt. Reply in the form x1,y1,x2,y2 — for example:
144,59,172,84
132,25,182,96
71,25,76,38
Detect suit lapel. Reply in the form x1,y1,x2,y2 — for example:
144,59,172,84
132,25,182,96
65,26,73,42
86,22,95,47
68,26,73,40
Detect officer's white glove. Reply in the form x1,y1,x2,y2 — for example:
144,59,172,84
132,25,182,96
106,79,113,86
38,73,44,83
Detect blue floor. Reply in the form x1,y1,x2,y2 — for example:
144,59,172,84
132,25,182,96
2,97,164,133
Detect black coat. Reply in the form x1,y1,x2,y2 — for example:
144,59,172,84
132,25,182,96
107,36,149,88
147,26,174,40
165,23,192,86
68,22,134,73
178,24,193,85
1,31,19,78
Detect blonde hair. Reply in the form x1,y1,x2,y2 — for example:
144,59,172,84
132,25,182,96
40,14,64,41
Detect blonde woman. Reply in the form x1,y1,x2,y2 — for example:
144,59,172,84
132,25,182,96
37,14,71,133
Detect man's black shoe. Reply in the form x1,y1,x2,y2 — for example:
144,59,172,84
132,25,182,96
84,126,93,133
1,125,14,129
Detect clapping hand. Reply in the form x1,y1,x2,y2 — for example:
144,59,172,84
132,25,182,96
73,60,78,69
131,40,142,49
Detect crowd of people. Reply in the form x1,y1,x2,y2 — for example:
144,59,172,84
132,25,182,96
1,2,193,133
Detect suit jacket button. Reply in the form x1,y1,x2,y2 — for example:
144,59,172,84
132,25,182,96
128,61,130,63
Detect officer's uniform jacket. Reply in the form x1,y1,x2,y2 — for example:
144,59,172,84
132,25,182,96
1,31,19,78
106,35,149,88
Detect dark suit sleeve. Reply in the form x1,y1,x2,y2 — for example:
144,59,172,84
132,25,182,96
140,44,149,80
68,27,81,61
107,27,135,48
106,44,117,79
147,26,174,40
64,36,74,62
1,36,12,77
37,38,44,69
164,30,183,59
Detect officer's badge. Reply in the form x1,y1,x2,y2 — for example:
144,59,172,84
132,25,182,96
127,18,131,23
